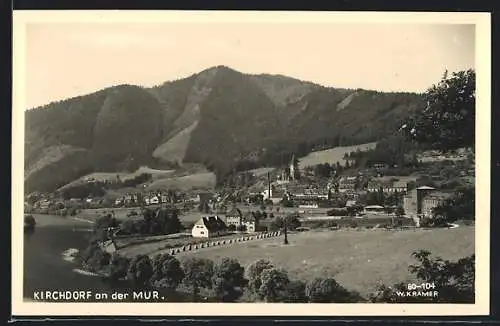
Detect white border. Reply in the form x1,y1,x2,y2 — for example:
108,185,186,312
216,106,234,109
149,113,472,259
12,10,491,317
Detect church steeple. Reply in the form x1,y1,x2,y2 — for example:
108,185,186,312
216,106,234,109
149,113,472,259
289,154,296,181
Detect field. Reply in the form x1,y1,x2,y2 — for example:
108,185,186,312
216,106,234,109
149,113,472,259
145,172,216,191
173,226,474,297
77,206,150,222
57,166,176,191
298,142,377,169
128,166,175,179
247,167,276,177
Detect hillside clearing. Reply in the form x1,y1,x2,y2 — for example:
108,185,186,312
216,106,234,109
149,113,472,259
25,145,87,179
152,121,199,164
56,166,176,191
173,226,474,297
145,172,216,191
247,167,276,177
298,142,377,169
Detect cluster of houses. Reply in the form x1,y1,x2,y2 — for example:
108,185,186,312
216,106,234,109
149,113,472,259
329,176,410,194
112,191,217,207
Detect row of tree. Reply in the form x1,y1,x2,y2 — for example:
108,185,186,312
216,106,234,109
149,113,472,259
92,208,184,241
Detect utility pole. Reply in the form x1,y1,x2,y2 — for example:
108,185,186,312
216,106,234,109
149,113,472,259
283,214,289,245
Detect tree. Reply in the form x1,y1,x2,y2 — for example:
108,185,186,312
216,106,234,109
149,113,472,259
369,250,475,303
94,214,118,231
182,257,214,299
24,215,36,230
269,217,284,232
151,254,184,291
285,214,301,231
305,277,361,303
402,69,475,152
246,259,274,293
164,209,182,234
212,258,248,302
200,201,210,214
127,254,154,288
282,280,308,303
119,219,137,235
409,250,474,303
86,248,111,272
292,156,301,180
433,186,475,224
369,282,408,303
269,214,301,232
257,268,290,302
109,254,130,281
393,206,405,227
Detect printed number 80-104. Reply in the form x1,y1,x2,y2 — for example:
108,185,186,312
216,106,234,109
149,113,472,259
407,283,436,290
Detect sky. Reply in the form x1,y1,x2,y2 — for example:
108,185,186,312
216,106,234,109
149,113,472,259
24,21,475,109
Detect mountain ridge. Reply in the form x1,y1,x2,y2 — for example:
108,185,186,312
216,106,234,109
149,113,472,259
25,65,425,193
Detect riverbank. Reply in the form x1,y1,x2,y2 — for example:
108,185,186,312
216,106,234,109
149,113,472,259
28,213,95,227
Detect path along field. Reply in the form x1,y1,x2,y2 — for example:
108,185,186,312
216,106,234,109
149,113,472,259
173,226,475,297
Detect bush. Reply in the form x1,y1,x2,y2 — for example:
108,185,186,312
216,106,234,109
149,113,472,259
257,268,290,302
305,277,362,303
282,280,308,303
212,258,248,302
326,221,338,229
109,254,131,281
182,257,214,298
24,215,36,229
151,254,184,291
349,221,358,229
246,259,274,294
127,254,154,288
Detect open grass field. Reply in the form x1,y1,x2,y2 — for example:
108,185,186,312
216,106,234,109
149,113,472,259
77,206,148,222
128,166,175,179
145,172,216,191
298,142,377,169
247,167,276,177
173,226,475,297
57,166,176,191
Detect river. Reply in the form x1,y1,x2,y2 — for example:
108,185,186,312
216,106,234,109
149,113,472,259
22,214,195,303
23,214,116,300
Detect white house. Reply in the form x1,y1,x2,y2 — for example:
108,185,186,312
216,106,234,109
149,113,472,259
192,216,229,238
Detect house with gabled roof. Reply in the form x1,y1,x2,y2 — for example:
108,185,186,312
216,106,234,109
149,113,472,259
192,216,229,238
242,211,258,233
225,207,243,228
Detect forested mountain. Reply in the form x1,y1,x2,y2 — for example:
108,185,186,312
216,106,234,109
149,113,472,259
25,65,425,192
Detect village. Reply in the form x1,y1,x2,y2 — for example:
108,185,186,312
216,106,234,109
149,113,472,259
22,145,476,302
26,145,475,244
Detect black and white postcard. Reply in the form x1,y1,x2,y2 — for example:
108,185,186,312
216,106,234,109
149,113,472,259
12,10,491,317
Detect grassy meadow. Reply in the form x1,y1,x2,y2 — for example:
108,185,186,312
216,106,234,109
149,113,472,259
173,226,475,297
298,142,377,169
